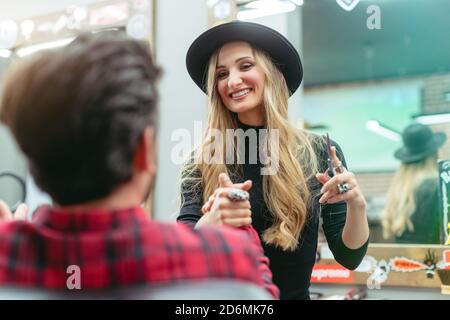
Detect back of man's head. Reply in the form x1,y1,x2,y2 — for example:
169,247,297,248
0,32,160,205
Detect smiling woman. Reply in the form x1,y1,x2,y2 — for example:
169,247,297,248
177,20,370,300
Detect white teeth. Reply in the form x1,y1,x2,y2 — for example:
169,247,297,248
231,89,250,98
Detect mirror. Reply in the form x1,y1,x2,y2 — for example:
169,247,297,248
236,0,450,245
0,56,28,212
0,0,155,214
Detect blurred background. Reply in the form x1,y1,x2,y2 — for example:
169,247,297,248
0,0,449,245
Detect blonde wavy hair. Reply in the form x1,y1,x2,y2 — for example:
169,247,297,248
181,44,322,251
381,154,438,239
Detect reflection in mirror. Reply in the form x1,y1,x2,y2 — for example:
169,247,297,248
237,0,450,244
0,56,28,213
381,123,446,245
0,0,155,215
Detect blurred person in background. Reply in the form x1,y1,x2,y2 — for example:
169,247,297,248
382,123,447,244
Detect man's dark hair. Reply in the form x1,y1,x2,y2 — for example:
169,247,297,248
0,32,161,205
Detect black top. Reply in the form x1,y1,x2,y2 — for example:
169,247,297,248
395,178,443,244
177,121,368,299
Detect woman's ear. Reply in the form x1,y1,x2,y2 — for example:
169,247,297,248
133,127,156,175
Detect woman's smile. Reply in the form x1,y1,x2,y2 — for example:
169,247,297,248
229,88,253,100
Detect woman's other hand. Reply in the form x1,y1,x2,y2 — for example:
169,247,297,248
315,146,366,210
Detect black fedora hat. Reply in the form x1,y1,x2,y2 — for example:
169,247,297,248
186,20,302,96
394,123,447,163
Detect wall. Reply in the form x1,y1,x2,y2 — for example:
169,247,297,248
153,0,208,221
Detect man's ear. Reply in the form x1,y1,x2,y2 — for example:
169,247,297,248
133,127,156,175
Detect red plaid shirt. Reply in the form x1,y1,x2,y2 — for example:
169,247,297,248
0,205,278,298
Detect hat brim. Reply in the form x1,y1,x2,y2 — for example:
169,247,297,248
394,132,447,163
186,21,303,96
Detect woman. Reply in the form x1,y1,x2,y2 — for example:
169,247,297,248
382,123,447,244
177,21,369,299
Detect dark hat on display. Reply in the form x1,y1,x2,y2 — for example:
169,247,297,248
186,20,303,96
394,123,447,163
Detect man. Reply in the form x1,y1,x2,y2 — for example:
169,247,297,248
0,32,278,298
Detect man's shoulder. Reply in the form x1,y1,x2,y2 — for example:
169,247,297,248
0,219,37,235
152,221,253,250
0,220,42,251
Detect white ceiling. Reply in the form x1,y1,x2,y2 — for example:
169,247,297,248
0,0,103,20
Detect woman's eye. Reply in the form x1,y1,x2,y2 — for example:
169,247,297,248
217,71,228,79
241,63,253,70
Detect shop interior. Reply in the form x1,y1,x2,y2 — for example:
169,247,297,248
0,0,449,300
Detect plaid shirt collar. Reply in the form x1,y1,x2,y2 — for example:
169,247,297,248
31,204,149,232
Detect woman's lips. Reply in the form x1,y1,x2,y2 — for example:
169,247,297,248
229,88,252,100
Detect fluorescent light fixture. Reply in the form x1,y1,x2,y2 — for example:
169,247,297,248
91,27,120,33
366,120,401,141
245,0,272,9
414,113,450,125
290,0,304,5
0,49,12,58
238,0,296,20
16,37,75,57
52,15,69,34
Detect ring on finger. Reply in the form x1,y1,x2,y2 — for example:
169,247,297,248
227,188,249,201
337,182,350,194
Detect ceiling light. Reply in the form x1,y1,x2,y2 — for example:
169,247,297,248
290,0,304,5
366,120,401,141
16,37,75,57
238,0,296,20
414,113,450,125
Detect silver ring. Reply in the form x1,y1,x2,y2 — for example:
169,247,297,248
227,189,249,201
337,183,350,194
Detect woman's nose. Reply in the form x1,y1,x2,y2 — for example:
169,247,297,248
228,72,243,89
